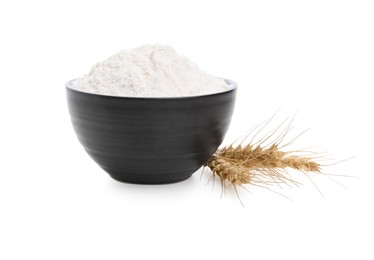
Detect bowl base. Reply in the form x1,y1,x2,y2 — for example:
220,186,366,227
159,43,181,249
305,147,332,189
108,173,193,185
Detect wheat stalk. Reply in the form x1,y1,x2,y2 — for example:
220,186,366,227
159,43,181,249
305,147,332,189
204,116,323,192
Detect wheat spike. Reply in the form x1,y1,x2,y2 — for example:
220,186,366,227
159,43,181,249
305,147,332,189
206,157,253,187
218,144,320,172
204,117,323,189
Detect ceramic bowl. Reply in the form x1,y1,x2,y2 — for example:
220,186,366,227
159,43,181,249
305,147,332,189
66,79,237,184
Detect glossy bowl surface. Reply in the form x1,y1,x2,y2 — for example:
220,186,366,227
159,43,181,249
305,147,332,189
66,79,237,184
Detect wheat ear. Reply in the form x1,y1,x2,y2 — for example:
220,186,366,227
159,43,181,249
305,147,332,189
204,117,322,190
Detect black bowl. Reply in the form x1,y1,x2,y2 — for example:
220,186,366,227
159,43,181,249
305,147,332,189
66,79,237,184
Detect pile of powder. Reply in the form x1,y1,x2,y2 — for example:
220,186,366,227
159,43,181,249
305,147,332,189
72,44,231,97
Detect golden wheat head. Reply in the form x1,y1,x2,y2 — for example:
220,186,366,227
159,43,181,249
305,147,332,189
204,115,323,191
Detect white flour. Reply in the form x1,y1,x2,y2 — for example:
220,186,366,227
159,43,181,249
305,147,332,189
72,44,231,97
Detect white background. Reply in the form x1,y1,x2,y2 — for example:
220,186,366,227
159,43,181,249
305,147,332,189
1,0,373,259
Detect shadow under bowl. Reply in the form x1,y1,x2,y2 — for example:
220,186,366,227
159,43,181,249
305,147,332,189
66,79,237,184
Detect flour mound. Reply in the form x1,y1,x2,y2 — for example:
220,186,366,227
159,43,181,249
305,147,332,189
72,44,231,97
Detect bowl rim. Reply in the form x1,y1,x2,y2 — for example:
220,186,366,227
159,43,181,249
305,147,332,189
65,78,237,100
